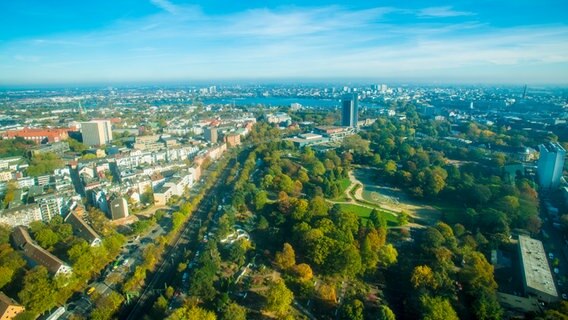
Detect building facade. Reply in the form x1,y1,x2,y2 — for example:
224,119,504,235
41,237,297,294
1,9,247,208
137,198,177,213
109,196,129,220
204,127,218,143
341,93,359,128
81,120,112,146
537,142,566,190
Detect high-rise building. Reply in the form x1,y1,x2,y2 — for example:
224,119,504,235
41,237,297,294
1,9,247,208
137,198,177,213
81,120,112,146
341,93,359,128
537,142,566,190
204,127,218,143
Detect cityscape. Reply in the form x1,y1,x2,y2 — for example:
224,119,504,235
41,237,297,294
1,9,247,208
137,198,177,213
0,1,568,320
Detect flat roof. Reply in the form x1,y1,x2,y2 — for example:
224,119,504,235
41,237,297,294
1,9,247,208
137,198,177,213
518,235,558,298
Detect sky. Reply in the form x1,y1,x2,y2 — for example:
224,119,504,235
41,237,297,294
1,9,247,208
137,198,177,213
0,0,567,85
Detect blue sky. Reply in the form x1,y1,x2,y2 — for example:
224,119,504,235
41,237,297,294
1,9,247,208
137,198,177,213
0,0,567,85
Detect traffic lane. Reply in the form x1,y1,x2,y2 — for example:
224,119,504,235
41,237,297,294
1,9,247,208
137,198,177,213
541,219,568,298
123,161,234,319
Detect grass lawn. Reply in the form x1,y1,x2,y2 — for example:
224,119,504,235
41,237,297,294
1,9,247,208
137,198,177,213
337,203,397,224
338,178,352,193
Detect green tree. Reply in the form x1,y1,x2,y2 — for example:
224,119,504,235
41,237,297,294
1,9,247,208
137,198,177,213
18,267,56,315
420,296,458,320
168,305,216,320
2,182,17,208
34,228,60,250
67,138,88,153
221,302,247,320
342,135,370,155
26,152,64,177
472,289,503,320
91,291,124,320
377,305,396,320
377,244,398,268
254,190,268,210
264,280,294,317
309,196,328,216
339,299,364,320
0,224,10,244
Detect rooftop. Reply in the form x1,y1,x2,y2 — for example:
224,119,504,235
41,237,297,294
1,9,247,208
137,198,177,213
518,235,557,298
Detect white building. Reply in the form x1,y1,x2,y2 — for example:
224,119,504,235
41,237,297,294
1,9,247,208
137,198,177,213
81,120,112,146
0,204,42,227
537,142,566,190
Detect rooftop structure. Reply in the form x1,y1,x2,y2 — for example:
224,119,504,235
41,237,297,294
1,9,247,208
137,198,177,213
285,134,329,148
0,292,25,320
2,127,71,144
518,235,558,302
11,226,72,276
65,205,102,247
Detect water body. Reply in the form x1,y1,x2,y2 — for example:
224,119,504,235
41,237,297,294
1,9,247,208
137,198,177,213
202,97,341,108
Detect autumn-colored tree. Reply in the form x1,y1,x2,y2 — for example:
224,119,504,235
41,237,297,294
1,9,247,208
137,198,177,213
275,243,296,270
293,263,313,282
411,265,438,290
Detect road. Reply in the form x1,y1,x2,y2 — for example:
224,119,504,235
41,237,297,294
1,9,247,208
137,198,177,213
121,152,239,319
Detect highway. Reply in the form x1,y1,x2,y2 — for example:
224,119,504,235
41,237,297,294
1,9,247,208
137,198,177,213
121,151,241,319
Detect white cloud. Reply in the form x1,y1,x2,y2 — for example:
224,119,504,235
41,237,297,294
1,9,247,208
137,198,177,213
150,0,179,14
417,6,474,18
0,4,566,84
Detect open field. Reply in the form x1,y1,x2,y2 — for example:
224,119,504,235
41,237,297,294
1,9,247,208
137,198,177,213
336,204,398,224
351,167,442,226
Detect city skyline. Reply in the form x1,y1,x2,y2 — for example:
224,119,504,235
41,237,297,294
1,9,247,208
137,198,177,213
1,0,568,85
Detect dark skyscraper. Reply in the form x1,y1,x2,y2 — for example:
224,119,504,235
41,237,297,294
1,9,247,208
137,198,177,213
341,93,359,127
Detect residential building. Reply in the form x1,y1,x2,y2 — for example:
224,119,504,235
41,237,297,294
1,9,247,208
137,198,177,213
65,205,102,247
518,235,558,303
537,142,566,190
0,172,12,182
133,135,164,152
109,196,129,220
0,204,42,227
35,194,66,222
204,127,218,143
11,226,72,276
0,292,25,320
224,133,241,147
341,93,359,127
81,120,112,146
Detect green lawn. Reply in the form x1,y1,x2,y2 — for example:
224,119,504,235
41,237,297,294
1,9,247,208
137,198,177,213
338,178,352,193
337,204,397,224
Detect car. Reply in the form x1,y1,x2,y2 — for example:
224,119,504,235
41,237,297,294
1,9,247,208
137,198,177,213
549,253,554,259
554,268,560,274
86,287,96,295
